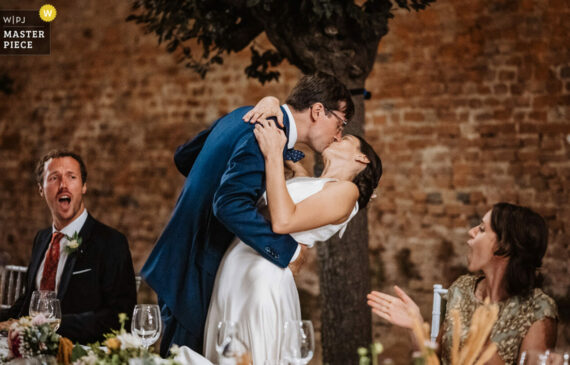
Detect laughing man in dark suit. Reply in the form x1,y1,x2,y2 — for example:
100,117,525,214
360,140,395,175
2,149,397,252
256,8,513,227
0,150,137,344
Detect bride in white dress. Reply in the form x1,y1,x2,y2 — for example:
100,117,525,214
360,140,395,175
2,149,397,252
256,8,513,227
203,108,382,364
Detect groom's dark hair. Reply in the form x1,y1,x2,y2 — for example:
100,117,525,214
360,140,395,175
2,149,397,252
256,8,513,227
286,72,355,121
35,149,88,185
353,135,382,209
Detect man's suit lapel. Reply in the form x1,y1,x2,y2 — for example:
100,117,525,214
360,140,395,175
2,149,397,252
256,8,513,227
28,229,52,290
57,214,95,299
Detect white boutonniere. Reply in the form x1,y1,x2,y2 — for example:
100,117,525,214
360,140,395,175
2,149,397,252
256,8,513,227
64,231,82,254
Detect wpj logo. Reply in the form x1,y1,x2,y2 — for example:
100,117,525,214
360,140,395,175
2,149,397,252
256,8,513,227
1,6,55,55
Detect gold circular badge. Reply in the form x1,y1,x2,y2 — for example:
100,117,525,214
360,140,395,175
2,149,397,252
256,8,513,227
39,4,57,22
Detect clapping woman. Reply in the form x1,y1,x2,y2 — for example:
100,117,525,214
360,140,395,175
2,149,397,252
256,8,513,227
367,203,558,364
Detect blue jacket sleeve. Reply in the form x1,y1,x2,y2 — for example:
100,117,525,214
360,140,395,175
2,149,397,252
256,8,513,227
212,134,298,268
174,126,213,177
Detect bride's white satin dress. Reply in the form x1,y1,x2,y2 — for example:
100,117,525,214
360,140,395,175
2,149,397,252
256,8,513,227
203,177,358,364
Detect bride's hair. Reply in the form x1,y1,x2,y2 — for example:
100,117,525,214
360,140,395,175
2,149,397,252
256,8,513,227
352,135,382,209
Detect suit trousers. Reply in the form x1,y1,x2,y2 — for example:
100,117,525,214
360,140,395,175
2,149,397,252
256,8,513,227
160,299,203,357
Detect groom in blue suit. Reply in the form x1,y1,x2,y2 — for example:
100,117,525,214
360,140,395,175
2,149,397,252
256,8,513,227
141,72,354,355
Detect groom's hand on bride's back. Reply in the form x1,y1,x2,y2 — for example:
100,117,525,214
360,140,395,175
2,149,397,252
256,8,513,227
288,244,309,274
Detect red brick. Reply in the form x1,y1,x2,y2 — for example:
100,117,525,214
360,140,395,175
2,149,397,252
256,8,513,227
540,123,570,134
478,123,516,134
494,84,509,94
475,113,494,122
528,111,547,121
532,95,556,108
373,115,387,125
483,137,520,148
493,109,512,120
483,98,501,107
404,112,425,122
499,70,516,82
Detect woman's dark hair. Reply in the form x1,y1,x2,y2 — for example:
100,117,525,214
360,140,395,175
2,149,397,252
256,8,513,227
491,202,548,297
352,135,382,209
285,71,355,121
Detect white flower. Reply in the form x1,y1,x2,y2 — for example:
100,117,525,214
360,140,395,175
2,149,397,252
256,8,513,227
64,232,82,254
31,314,48,326
116,332,142,349
67,240,79,249
72,351,98,365
169,344,181,356
19,317,33,327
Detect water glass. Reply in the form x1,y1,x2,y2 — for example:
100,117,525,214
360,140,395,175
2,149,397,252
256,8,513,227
264,360,285,365
520,350,570,365
131,304,161,350
543,349,569,365
281,320,314,365
45,299,62,330
216,321,238,357
29,290,56,317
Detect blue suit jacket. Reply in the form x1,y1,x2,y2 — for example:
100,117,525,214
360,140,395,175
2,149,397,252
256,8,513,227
141,106,298,348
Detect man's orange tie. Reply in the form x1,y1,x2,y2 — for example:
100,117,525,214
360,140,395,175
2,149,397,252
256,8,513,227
39,232,64,291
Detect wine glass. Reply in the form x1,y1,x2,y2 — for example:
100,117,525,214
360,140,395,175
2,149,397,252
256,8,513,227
131,304,162,350
215,321,248,364
281,320,314,365
519,350,565,365
45,299,62,331
216,321,237,357
538,349,570,365
29,290,56,318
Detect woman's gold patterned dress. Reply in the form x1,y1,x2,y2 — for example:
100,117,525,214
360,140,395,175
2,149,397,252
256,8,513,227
441,274,558,364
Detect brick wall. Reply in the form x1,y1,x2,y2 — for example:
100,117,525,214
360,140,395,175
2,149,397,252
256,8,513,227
0,0,568,362
365,1,570,360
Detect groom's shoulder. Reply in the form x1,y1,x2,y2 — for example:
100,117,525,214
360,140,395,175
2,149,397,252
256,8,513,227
209,106,257,143
222,105,253,120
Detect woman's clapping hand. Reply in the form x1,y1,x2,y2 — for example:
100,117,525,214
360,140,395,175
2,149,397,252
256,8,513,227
367,285,423,329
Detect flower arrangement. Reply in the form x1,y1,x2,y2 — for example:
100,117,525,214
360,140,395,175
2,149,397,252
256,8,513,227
2,313,180,364
7,315,60,359
70,313,180,365
358,342,384,365
64,231,82,254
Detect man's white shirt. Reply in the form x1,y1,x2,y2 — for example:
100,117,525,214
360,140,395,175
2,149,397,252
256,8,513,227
282,104,301,263
35,209,88,293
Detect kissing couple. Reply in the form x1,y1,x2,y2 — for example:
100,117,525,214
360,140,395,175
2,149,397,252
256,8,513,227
141,72,383,364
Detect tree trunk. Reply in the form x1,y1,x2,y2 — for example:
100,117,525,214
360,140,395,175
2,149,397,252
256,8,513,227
318,89,371,365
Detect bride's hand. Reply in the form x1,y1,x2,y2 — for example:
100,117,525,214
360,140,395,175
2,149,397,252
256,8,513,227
243,96,284,127
288,244,308,275
253,119,287,159
367,286,423,329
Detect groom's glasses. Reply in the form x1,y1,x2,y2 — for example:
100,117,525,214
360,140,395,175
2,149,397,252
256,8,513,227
325,107,349,132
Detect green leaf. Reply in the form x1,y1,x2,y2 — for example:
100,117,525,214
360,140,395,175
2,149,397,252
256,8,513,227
71,344,88,361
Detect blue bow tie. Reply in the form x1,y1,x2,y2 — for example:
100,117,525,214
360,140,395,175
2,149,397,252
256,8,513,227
284,149,305,162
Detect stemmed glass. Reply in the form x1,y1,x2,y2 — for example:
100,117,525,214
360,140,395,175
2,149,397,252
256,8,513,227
281,320,314,365
520,350,570,365
29,290,56,318
216,321,248,363
131,304,162,350
45,299,62,330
